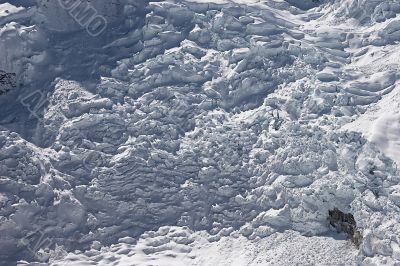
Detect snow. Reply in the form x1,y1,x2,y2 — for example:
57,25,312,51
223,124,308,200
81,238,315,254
0,3,24,18
0,0,400,265
50,229,358,266
370,113,400,164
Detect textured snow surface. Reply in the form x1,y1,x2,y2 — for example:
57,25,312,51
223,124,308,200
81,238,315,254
1,0,400,265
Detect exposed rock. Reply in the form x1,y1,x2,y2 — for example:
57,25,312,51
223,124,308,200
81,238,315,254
0,70,16,95
328,208,362,247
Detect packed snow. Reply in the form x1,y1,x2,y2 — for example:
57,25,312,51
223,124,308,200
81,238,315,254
0,0,400,265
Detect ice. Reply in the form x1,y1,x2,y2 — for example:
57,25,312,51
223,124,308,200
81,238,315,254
1,0,400,265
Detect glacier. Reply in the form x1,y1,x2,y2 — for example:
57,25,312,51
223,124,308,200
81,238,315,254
0,0,400,265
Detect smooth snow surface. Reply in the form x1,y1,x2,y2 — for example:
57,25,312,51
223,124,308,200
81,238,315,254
50,229,358,266
1,0,400,265
370,113,400,165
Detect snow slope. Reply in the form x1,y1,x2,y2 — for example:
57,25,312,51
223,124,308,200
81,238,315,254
0,0,400,265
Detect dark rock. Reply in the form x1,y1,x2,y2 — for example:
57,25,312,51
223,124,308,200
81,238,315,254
328,208,362,247
0,70,17,95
